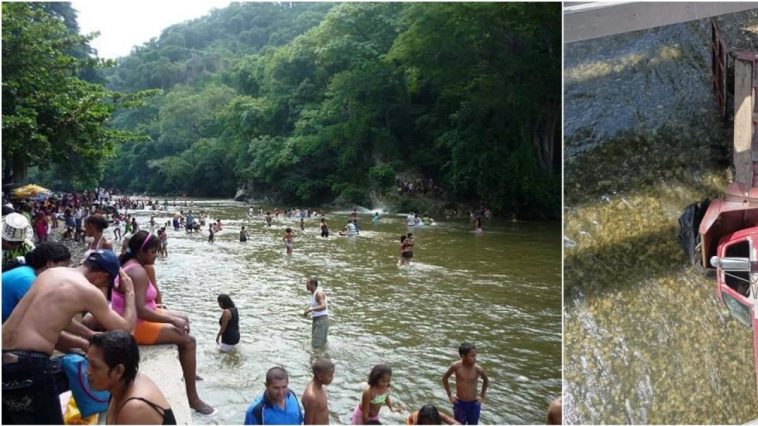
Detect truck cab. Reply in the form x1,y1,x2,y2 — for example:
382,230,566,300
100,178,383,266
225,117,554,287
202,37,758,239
711,228,758,396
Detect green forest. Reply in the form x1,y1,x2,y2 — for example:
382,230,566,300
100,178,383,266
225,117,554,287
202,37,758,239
3,2,561,218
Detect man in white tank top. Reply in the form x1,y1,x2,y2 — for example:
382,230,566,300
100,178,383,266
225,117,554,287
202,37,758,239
303,276,329,349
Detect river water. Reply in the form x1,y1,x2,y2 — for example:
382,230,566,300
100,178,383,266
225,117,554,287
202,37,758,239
564,11,758,424
68,202,560,424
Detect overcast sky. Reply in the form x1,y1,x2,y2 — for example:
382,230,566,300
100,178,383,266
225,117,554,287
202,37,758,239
72,0,233,59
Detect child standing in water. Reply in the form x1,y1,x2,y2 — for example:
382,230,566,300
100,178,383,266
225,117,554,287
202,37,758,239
208,224,215,243
302,358,335,425
113,217,122,241
442,343,489,425
159,226,168,256
124,215,132,235
352,364,400,424
240,226,249,242
283,227,294,255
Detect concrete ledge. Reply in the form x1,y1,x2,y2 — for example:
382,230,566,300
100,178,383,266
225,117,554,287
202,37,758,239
139,344,192,425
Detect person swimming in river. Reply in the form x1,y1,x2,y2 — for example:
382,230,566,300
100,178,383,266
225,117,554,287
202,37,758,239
372,212,381,222
474,217,483,233
283,227,294,255
240,226,249,242
266,212,272,227
351,364,401,424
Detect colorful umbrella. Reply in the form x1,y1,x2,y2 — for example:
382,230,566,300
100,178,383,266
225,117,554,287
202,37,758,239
13,184,51,198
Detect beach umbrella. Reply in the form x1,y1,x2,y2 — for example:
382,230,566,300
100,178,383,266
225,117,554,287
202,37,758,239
13,184,51,198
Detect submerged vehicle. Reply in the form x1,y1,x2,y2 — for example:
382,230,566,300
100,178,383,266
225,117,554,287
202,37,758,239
678,21,758,395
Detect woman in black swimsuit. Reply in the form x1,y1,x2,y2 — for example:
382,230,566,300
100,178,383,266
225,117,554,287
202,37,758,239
87,330,178,425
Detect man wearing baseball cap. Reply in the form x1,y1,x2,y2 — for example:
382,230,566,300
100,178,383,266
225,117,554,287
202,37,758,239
2,212,35,271
2,249,137,425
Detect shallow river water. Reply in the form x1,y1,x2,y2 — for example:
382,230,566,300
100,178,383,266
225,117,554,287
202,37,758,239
564,11,758,425
70,202,560,424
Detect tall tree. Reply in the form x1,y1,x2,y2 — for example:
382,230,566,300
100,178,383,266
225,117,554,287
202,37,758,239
2,3,144,185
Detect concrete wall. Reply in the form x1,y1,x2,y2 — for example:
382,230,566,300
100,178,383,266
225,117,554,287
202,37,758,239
138,345,192,425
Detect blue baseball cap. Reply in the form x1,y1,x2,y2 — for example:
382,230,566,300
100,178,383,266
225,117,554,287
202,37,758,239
85,250,120,285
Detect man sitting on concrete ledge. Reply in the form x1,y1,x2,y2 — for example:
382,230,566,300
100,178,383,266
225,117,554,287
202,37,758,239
2,250,136,425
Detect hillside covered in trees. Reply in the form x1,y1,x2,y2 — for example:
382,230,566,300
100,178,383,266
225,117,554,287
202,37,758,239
6,2,561,218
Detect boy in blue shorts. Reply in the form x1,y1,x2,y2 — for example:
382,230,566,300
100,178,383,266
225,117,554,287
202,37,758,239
442,342,489,424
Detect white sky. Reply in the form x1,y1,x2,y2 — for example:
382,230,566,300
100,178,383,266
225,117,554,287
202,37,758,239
72,0,233,59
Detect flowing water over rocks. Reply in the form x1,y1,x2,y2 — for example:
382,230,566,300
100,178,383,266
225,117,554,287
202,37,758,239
564,11,758,424
65,202,560,424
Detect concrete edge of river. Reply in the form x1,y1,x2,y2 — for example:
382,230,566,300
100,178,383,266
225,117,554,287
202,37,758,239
137,345,192,425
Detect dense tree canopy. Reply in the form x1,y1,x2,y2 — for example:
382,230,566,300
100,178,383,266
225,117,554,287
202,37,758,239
9,2,560,218
1,2,152,188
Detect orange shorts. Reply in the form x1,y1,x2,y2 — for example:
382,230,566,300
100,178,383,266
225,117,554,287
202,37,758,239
133,308,169,345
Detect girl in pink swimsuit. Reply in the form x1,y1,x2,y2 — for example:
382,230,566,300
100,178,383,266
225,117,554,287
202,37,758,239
351,364,400,424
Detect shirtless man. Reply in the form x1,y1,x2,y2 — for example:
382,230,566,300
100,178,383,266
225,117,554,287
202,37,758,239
302,358,335,424
2,250,136,425
442,342,489,425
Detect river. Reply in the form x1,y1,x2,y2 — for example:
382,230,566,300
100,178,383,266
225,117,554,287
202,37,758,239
66,201,560,424
564,11,758,424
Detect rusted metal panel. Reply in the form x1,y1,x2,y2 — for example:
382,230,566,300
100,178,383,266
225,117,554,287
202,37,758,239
712,20,728,119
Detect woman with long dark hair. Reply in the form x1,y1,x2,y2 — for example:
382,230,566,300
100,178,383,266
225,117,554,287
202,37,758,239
215,294,239,352
110,230,214,415
87,330,177,424
83,214,113,260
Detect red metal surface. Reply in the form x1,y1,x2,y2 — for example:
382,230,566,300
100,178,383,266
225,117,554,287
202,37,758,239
699,184,758,266
712,225,758,397
713,229,758,396
706,19,758,400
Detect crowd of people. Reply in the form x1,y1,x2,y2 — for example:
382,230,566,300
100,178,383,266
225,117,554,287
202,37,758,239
1,187,557,425
395,177,441,196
